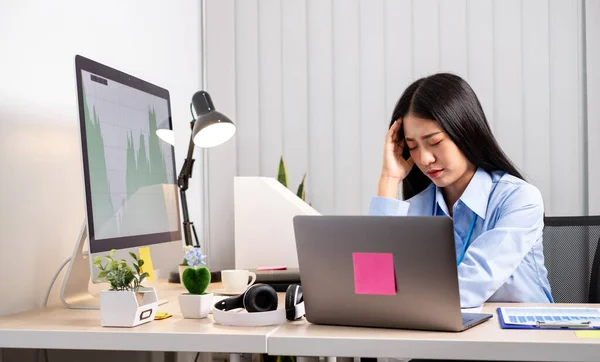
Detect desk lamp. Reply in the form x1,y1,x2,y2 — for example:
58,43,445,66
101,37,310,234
157,90,235,282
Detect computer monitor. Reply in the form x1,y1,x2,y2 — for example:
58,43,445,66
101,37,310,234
60,55,183,309
233,177,320,270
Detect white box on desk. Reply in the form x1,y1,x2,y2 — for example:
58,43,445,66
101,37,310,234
100,287,158,327
234,177,320,270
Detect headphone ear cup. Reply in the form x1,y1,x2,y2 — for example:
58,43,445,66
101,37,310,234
285,284,303,320
243,284,278,313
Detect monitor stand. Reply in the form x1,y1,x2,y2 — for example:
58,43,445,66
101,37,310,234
60,221,100,310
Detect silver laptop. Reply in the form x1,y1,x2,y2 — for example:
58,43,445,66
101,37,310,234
292,215,493,332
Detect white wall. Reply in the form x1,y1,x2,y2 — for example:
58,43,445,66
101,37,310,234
587,0,600,215
204,0,238,273
0,0,202,317
207,0,597,221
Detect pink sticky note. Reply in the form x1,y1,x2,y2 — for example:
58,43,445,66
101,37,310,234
256,266,287,271
352,252,396,295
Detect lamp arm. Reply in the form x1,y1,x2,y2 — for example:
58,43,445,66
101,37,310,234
178,120,199,247
178,120,196,191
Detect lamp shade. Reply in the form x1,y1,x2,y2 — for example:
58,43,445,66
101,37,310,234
156,117,175,146
156,129,175,146
191,91,236,148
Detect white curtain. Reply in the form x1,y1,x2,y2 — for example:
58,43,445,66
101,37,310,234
204,0,598,268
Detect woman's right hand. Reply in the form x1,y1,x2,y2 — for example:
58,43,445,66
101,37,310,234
378,118,415,197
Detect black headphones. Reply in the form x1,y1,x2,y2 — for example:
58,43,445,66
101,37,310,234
212,283,305,326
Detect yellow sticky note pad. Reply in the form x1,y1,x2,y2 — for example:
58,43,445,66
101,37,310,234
138,247,155,281
575,330,600,338
154,312,172,320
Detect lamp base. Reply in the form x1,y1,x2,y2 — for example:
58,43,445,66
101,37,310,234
211,270,222,283
168,271,181,284
168,270,222,284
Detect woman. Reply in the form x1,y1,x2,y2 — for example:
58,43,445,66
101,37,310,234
370,73,553,308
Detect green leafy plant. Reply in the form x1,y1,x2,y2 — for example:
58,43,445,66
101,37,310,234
93,249,148,292
277,156,306,201
180,254,190,266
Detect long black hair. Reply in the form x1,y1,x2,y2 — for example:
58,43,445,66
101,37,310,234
391,73,524,200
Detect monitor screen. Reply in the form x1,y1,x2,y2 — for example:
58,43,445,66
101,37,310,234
75,55,182,254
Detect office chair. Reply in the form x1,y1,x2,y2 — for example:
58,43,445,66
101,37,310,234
542,216,600,303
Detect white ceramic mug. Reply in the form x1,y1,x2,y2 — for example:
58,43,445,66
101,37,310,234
221,269,257,292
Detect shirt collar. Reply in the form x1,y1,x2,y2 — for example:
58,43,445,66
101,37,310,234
435,168,492,219
434,186,450,216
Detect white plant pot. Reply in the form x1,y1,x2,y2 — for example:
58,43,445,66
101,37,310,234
179,265,190,285
100,287,158,327
178,292,214,319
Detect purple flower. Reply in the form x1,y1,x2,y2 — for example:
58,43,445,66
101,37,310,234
183,246,206,267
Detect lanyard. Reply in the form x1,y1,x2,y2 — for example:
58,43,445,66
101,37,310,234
456,213,477,266
433,195,477,266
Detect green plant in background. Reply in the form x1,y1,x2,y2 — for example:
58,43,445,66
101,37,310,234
277,156,306,201
93,249,148,292
181,246,211,294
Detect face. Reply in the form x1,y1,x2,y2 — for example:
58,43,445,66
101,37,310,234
402,114,473,188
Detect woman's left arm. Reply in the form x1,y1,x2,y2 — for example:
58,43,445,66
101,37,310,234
457,184,545,308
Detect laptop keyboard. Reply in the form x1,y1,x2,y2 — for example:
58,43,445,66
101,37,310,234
461,313,480,326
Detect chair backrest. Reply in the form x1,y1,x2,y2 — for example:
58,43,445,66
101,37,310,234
542,216,600,303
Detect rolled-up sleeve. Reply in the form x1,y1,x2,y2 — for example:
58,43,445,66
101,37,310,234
457,184,545,308
368,196,410,216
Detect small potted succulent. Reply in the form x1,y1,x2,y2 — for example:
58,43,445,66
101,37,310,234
178,245,209,284
93,249,158,327
178,246,213,319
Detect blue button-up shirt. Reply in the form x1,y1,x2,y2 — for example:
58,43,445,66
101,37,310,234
368,168,554,308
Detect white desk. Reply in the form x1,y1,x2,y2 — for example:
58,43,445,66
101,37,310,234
0,281,274,355
268,303,600,361
3,285,600,362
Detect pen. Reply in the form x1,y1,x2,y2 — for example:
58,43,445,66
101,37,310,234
535,320,593,329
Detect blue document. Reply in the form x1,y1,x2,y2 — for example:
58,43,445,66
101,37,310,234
497,307,600,330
